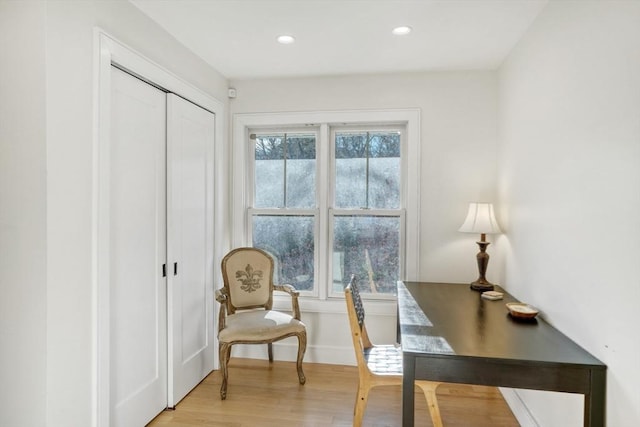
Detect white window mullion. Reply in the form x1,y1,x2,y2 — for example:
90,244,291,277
317,124,330,300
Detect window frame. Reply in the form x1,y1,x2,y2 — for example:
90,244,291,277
232,110,421,310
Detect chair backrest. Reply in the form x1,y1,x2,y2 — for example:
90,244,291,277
221,247,275,314
345,275,373,367
348,274,366,330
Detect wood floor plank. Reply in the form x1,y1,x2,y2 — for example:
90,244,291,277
149,358,519,426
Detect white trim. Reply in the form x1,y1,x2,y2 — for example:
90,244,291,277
330,209,404,216
92,32,113,427
317,124,330,301
273,295,397,315
403,111,421,280
232,109,422,292
249,208,319,216
93,28,224,427
232,341,357,366
98,33,222,113
499,388,540,427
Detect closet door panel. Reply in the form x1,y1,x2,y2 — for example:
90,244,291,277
167,94,216,406
110,67,168,426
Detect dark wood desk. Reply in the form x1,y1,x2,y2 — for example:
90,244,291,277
397,281,606,427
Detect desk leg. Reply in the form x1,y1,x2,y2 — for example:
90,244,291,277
402,353,415,427
584,369,606,427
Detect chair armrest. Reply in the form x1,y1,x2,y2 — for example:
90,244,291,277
274,284,302,321
274,283,299,296
215,288,228,304
215,288,228,331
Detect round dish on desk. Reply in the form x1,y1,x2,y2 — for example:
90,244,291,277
506,302,539,319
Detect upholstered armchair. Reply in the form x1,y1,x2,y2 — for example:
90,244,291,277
215,247,307,399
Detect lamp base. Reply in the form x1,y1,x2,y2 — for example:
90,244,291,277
469,238,495,292
470,279,495,292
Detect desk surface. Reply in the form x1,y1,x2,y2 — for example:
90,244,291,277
398,281,607,427
398,281,605,368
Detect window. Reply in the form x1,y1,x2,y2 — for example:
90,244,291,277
233,110,420,302
330,129,403,296
250,132,317,292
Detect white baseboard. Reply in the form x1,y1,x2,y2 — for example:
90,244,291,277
499,388,539,427
229,341,356,366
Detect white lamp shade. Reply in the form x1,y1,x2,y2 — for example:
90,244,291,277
458,203,501,234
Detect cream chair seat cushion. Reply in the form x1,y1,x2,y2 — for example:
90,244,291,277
219,310,306,343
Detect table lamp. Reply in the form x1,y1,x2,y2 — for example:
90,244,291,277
458,202,501,291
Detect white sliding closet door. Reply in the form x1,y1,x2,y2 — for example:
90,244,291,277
109,67,168,426
167,94,215,406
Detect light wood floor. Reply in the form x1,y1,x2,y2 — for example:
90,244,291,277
149,358,519,426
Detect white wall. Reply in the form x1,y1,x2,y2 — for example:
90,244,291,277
12,1,637,425
0,3,48,426
1,1,229,426
498,1,640,426
229,72,501,354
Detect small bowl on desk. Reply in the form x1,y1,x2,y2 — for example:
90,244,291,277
506,302,539,320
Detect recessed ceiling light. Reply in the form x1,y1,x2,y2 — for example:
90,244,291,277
277,35,295,44
392,26,412,36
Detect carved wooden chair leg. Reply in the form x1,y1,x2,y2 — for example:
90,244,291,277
296,332,307,384
219,342,232,400
416,381,443,427
267,342,273,362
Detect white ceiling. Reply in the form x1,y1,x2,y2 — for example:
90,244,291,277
130,0,548,80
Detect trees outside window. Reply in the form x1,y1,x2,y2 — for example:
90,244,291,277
249,127,404,297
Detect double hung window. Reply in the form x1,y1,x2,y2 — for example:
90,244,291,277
235,110,420,301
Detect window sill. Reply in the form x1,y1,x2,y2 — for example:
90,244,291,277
272,294,397,316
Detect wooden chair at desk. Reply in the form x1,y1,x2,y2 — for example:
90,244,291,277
344,275,443,427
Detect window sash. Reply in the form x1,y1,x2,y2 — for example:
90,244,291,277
248,209,320,297
332,127,402,210
248,127,320,211
328,209,405,299
252,131,317,209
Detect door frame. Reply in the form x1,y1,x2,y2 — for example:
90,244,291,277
93,29,224,427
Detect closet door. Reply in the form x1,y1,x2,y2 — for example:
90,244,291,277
167,94,216,406
110,67,168,426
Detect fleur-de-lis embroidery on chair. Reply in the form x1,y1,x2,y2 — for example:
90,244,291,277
236,264,263,293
